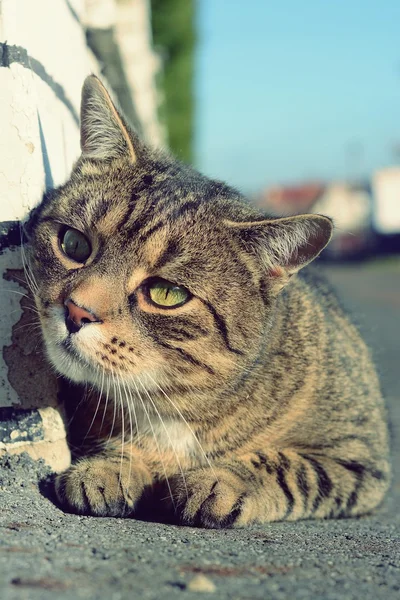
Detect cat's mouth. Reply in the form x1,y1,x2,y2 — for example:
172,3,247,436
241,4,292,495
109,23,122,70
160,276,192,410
59,336,89,363
40,304,160,390
39,304,114,382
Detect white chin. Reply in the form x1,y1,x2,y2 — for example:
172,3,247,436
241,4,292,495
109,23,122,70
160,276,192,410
45,341,99,385
41,306,102,386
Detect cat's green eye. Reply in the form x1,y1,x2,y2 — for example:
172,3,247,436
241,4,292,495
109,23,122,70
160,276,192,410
147,279,190,308
60,228,91,263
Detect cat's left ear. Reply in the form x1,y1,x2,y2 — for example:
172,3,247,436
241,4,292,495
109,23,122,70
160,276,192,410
80,75,137,163
226,213,333,280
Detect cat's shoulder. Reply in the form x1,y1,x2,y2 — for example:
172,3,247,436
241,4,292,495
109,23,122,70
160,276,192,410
284,265,347,315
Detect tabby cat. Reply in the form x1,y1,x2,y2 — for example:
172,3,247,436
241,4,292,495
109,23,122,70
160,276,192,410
27,75,390,527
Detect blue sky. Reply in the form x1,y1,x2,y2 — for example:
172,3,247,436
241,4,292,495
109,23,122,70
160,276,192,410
195,0,400,194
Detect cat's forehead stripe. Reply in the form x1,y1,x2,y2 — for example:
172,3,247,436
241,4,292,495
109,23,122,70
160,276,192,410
125,233,182,294
96,200,131,236
127,267,149,294
150,238,181,272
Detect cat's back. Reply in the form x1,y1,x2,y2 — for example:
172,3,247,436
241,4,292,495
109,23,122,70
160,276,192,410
267,266,389,460
280,265,370,356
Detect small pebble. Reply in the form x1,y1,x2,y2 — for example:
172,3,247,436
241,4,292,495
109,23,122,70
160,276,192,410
187,574,216,593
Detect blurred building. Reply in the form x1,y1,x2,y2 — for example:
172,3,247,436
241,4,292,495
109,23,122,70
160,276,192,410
371,167,400,253
312,182,373,259
256,182,325,216
256,181,374,260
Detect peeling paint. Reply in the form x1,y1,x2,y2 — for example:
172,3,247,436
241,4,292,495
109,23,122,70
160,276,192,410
0,247,24,407
0,221,21,254
2,267,59,409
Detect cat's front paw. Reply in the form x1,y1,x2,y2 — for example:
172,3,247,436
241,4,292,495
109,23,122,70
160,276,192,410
55,456,152,517
172,466,253,528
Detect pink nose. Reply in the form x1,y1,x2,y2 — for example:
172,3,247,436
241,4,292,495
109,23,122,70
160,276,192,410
64,299,100,334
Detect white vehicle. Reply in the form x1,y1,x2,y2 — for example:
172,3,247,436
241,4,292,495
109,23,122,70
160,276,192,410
372,167,400,236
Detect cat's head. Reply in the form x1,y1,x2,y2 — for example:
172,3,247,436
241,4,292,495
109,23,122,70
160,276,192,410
27,75,332,416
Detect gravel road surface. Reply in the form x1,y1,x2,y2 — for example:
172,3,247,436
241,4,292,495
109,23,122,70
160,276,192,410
1,262,399,600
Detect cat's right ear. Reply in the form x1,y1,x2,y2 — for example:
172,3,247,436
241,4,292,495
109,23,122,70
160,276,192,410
80,75,137,163
226,214,333,292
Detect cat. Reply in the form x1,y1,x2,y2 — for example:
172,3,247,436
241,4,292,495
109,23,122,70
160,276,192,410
26,75,390,527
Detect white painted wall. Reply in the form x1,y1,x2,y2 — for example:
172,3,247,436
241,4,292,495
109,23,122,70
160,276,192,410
0,1,94,217
0,0,162,467
0,0,98,467
0,0,95,413
115,0,166,147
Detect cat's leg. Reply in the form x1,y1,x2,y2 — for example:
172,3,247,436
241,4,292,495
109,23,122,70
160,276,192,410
171,449,390,528
55,446,153,516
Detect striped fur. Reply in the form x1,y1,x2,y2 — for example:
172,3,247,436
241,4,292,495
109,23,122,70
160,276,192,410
27,76,390,527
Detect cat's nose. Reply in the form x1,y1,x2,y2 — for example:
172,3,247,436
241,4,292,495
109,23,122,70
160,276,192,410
64,299,101,334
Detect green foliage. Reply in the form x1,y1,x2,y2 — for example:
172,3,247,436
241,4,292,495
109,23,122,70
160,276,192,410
151,0,195,162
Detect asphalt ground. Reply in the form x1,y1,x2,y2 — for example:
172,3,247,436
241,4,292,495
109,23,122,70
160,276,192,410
0,261,399,600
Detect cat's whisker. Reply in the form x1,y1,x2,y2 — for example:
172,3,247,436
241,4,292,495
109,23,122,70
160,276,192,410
9,306,40,317
115,374,125,488
5,265,37,295
106,371,118,447
132,379,175,510
137,375,188,501
5,274,30,289
99,373,111,435
83,368,105,443
19,256,35,293
66,383,89,429
1,288,33,299
20,251,38,297
146,373,217,481
19,230,39,294
120,375,135,501
13,322,42,334
33,337,43,353
12,312,40,323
